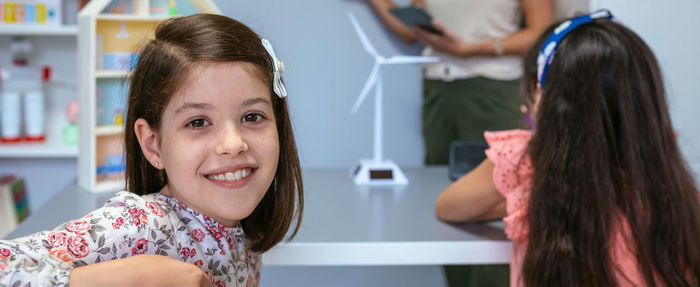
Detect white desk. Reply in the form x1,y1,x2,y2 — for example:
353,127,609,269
8,168,512,266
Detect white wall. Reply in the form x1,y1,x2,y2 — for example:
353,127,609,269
591,0,700,184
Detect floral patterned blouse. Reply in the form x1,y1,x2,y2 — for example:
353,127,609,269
0,191,261,287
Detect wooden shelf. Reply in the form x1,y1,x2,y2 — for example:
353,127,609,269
0,143,78,158
96,70,131,78
95,125,124,136
0,25,78,36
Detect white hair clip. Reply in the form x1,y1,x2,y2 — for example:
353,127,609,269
261,39,287,98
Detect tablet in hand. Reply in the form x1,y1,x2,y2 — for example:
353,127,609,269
389,6,443,35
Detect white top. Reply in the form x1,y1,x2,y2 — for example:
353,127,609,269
423,0,523,81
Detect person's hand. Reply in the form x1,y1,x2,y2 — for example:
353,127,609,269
410,0,426,8
413,19,476,57
69,255,212,287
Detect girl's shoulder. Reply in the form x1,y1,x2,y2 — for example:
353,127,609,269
483,129,533,192
104,191,145,207
484,129,532,170
104,191,172,213
97,191,174,226
484,129,532,148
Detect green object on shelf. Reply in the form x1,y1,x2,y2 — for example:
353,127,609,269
168,0,177,16
62,123,79,146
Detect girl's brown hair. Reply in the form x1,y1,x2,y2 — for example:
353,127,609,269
521,19,700,286
124,14,303,253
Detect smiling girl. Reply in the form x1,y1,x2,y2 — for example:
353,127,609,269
0,14,303,287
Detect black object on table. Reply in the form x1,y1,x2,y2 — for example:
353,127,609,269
448,141,489,181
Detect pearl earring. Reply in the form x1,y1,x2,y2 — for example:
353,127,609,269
154,162,159,168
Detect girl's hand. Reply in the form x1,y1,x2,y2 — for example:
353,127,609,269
413,19,475,57
69,255,212,287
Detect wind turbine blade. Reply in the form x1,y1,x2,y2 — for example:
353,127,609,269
351,64,379,114
384,55,439,64
348,12,380,58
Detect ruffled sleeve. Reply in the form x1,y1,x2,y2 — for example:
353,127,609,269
484,129,533,242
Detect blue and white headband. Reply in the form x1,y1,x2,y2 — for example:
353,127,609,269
537,9,615,86
261,39,287,98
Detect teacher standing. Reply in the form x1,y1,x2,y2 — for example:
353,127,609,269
368,0,553,165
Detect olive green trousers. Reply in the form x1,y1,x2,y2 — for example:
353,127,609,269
423,76,522,286
422,76,524,165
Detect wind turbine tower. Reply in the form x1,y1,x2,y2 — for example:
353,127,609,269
348,12,438,186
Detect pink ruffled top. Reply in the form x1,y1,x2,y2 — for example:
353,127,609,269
484,129,645,287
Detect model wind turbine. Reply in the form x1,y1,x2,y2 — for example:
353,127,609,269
348,12,438,186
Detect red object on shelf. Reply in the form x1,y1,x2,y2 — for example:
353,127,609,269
42,66,51,82
24,135,46,142
1,137,23,144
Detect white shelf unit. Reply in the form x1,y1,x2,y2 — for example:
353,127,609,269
95,69,130,78
95,124,123,136
0,0,83,216
77,0,221,193
97,13,171,21
0,25,78,36
0,19,80,161
0,144,78,158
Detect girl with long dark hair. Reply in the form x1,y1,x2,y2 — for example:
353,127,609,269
436,10,700,286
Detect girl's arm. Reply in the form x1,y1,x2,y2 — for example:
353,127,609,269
413,0,554,57
69,255,212,287
435,159,506,222
367,0,425,43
